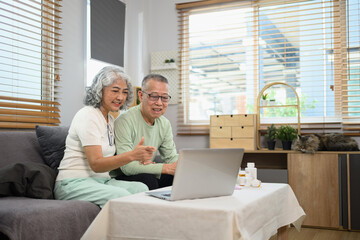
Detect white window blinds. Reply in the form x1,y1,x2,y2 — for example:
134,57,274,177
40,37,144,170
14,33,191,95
343,0,360,134
0,0,62,129
177,0,360,135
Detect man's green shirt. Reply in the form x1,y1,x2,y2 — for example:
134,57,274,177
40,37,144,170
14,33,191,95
112,105,178,178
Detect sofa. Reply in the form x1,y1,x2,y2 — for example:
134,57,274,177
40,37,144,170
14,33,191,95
0,127,101,240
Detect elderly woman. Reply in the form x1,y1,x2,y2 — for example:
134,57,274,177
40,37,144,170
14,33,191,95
54,66,156,208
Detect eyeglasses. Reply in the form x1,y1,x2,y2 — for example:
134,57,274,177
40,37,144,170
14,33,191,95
107,123,114,146
142,91,171,103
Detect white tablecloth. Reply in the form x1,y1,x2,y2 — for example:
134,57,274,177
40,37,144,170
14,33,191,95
81,183,305,240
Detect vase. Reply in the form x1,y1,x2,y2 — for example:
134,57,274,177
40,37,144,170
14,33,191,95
267,140,276,150
281,141,292,150
261,99,268,106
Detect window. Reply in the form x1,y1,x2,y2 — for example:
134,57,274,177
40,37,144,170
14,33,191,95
0,0,62,129
177,0,360,135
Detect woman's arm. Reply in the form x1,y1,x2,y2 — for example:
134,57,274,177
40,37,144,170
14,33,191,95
85,137,156,173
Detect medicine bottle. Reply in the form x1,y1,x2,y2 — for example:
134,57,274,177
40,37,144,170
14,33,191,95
245,162,257,181
238,170,246,186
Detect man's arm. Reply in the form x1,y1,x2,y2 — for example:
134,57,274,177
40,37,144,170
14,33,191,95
158,120,178,164
114,117,163,176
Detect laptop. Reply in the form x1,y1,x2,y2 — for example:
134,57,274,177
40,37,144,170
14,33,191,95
146,148,244,201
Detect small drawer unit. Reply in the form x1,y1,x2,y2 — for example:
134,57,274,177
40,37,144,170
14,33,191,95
210,114,256,150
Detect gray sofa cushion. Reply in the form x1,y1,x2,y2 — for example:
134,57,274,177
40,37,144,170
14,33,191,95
35,125,69,170
0,162,57,199
0,131,45,168
0,197,100,240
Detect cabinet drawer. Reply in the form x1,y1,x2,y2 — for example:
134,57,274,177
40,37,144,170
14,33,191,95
210,138,255,150
210,114,255,126
237,114,255,125
232,126,255,138
210,126,231,138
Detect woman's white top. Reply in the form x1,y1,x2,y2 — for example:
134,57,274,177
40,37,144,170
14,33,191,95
56,106,115,181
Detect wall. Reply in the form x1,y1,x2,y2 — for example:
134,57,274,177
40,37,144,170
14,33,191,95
122,0,149,86
59,0,87,126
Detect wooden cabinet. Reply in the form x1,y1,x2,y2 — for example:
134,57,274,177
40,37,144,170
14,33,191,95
210,114,256,150
243,150,360,230
288,153,339,228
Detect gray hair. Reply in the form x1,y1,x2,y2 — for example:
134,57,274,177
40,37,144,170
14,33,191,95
84,66,133,109
141,74,168,91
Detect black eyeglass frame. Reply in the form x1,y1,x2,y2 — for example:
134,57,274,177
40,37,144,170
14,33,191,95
142,91,171,102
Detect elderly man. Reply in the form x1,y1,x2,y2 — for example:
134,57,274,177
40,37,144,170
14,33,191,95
112,74,178,190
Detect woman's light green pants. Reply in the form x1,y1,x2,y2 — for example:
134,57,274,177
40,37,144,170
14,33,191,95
54,178,148,208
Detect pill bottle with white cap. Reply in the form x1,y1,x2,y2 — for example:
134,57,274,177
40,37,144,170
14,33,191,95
245,162,257,181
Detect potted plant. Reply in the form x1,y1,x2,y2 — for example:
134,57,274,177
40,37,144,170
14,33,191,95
276,125,298,150
269,99,275,106
265,124,277,150
261,93,269,106
164,59,176,68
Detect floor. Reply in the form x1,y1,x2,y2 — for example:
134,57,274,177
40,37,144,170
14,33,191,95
270,227,360,240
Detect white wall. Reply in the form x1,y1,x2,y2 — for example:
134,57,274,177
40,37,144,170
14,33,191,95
59,0,87,126
122,0,149,87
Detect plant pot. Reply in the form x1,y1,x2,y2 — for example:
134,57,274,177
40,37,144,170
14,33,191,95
267,140,276,150
261,99,268,106
281,140,292,150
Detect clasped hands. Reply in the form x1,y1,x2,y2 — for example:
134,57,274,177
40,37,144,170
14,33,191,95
133,137,156,165
132,137,177,175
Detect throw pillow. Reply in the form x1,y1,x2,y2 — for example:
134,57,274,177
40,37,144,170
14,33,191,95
35,125,69,170
0,162,57,199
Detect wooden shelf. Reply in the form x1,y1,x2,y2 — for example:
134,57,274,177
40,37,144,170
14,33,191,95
259,104,298,108
151,63,177,71
256,82,301,149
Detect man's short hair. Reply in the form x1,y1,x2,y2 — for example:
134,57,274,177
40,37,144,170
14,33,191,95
141,74,168,91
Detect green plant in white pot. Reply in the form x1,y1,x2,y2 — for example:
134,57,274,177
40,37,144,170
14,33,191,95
276,125,298,150
261,93,269,106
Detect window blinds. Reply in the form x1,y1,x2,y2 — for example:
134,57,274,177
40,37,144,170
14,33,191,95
177,0,360,135
342,0,360,135
0,0,62,129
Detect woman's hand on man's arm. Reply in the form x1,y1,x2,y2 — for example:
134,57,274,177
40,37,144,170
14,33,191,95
131,137,156,165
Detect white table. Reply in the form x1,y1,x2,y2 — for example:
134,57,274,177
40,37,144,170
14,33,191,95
81,183,305,240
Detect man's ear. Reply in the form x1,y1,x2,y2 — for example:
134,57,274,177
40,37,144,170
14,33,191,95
138,90,144,103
